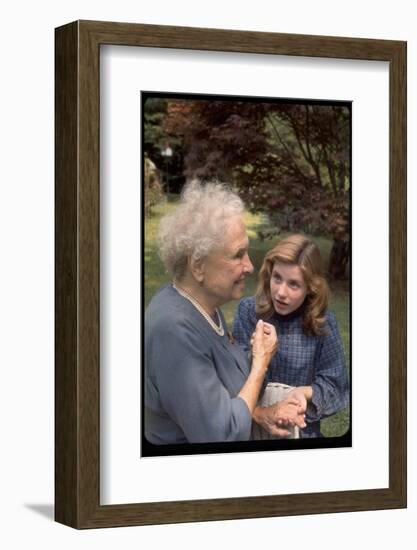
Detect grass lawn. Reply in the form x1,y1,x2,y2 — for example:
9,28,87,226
145,196,350,438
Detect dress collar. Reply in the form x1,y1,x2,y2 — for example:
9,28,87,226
271,301,306,323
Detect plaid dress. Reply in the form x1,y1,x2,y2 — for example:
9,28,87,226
232,296,349,438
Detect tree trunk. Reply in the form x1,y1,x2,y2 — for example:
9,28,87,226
328,237,349,280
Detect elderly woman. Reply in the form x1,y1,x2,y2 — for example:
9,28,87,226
144,181,305,444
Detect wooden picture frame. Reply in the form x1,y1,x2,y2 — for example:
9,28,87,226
55,20,406,528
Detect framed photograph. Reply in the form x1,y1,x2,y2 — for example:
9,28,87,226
55,20,406,528
140,90,352,458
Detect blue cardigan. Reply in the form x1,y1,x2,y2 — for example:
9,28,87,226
144,285,252,444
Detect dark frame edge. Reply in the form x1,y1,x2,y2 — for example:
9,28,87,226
67,487,406,529
55,20,80,528
388,40,407,509
55,19,102,529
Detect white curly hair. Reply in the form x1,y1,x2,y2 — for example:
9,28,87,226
158,179,245,279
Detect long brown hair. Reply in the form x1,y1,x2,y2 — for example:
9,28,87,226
255,234,329,335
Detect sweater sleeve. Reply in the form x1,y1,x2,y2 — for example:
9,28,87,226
232,297,257,354
307,312,350,422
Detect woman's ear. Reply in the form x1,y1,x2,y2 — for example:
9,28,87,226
189,255,205,283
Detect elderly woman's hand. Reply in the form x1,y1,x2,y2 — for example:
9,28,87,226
253,397,307,436
251,320,278,372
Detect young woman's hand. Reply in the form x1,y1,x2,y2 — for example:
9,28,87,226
287,386,312,413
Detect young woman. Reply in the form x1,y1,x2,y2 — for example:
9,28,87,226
233,234,349,438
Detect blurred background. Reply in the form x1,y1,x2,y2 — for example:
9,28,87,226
143,95,351,437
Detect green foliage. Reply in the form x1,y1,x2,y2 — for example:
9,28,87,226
144,97,186,194
144,98,169,155
144,200,350,438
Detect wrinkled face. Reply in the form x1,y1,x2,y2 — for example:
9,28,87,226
201,215,254,309
270,261,308,316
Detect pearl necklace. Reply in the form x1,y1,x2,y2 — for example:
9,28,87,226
173,283,225,336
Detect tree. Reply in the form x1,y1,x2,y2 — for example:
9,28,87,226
144,97,185,194
163,99,351,278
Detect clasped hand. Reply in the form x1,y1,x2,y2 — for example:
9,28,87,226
250,322,306,435
250,320,278,365
255,397,307,437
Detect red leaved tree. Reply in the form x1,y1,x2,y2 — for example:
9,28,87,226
163,99,350,278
